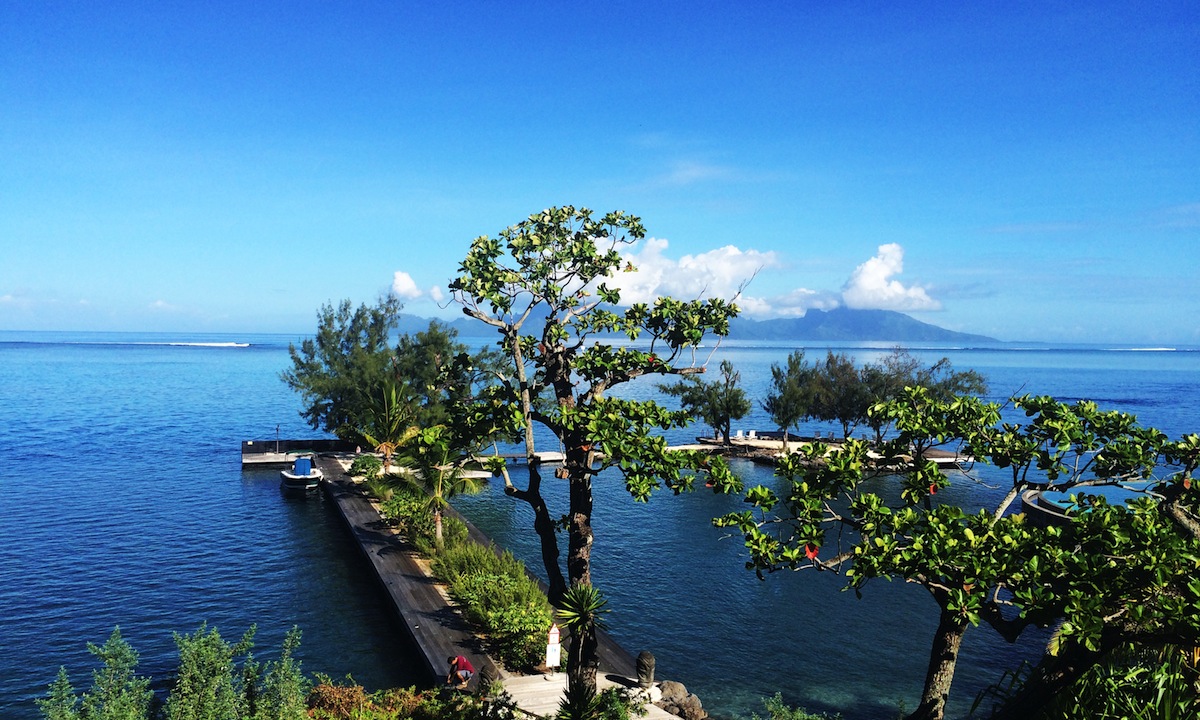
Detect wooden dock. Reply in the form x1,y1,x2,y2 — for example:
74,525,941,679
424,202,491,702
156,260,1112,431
313,455,677,717
316,456,499,688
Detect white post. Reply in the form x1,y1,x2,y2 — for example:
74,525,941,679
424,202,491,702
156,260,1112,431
545,624,561,675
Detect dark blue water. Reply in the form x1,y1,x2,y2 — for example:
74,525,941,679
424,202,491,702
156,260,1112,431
0,333,423,720
2,332,1197,719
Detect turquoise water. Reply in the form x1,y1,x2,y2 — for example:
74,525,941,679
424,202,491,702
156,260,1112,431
2,332,1197,719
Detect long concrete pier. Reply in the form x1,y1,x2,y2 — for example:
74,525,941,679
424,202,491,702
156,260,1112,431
311,455,680,717
315,455,500,688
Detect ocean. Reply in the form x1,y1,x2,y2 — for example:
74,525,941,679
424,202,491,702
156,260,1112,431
1,331,1197,719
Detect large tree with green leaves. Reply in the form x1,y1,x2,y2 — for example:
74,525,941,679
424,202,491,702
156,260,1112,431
658,359,751,445
283,299,501,448
715,389,1200,720
449,205,739,691
807,351,873,439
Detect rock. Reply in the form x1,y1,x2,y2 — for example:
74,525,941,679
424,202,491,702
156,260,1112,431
677,693,706,720
656,681,707,720
658,680,688,704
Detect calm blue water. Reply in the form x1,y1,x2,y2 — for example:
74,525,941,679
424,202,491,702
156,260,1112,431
2,332,1197,719
0,333,424,720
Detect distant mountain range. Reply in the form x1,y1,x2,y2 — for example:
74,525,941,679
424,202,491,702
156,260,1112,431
397,306,996,344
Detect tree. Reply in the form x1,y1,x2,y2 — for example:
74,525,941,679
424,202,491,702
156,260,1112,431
716,389,1200,720
257,627,309,720
658,359,751,445
449,205,739,693
807,351,872,439
281,296,402,441
555,584,611,720
38,668,79,720
80,628,154,720
762,351,815,448
356,381,417,473
860,348,988,444
165,624,256,720
391,321,506,429
395,424,484,549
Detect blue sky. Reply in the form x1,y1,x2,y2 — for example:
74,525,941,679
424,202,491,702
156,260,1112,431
1,2,1196,343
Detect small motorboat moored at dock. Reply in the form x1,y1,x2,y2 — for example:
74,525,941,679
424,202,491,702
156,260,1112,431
280,455,323,493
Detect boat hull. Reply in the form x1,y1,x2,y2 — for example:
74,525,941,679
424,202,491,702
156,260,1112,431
280,468,323,492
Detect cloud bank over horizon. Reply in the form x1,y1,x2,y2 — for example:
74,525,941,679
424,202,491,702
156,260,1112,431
391,240,941,319
608,239,938,317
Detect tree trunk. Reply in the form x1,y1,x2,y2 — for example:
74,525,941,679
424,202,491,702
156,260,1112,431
565,617,600,700
566,468,594,588
504,464,568,603
908,605,968,720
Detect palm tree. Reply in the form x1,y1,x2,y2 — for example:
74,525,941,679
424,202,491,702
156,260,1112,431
356,381,416,473
395,424,482,548
556,583,609,718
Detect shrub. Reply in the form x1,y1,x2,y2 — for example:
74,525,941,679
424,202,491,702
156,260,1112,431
348,454,383,480
486,603,553,671
380,484,437,547
307,675,368,720
752,693,842,720
364,476,396,502
432,542,509,583
432,543,552,671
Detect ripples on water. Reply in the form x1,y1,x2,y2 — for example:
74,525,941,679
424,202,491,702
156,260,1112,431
2,334,1197,720
0,337,422,720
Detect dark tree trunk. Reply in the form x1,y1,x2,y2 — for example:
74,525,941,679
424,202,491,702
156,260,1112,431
566,465,594,588
565,616,600,698
505,464,568,603
908,605,969,720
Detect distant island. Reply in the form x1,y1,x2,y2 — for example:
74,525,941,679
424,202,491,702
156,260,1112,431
398,306,996,344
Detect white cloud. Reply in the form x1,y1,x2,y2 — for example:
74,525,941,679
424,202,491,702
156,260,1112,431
429,285,445,303
149,299,179,312
607,238,777,306
764,288,841,317
840,243,940,311
391,271,423,300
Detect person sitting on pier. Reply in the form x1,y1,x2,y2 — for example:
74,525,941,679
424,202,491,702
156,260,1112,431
447,655,475,688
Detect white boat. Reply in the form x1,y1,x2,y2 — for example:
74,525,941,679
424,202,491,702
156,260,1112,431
280,455,323,492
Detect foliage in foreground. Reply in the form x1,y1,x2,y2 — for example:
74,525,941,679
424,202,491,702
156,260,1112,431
716,390,1200,720
39,625,309,720
751,693,843,720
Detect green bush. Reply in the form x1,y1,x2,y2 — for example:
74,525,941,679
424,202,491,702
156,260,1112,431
431,543,552,671
364,476,396,502
306,679,520,720
486,603,553,671
752,694,842,720
380,484,436,544
432,541,510,582
348,454,383,479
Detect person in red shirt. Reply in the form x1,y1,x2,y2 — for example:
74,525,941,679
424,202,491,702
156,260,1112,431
447,655,475,688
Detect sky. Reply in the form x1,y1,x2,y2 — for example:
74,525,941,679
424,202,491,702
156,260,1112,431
1,2,1197,344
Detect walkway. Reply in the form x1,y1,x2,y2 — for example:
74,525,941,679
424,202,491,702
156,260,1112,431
503,673,678,719
317,456,499,688
315,455,681,718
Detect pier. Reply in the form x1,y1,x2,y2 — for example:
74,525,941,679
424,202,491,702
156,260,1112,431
309,454,683,718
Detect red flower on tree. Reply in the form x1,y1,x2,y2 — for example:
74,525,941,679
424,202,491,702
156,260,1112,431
805,543,820,560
